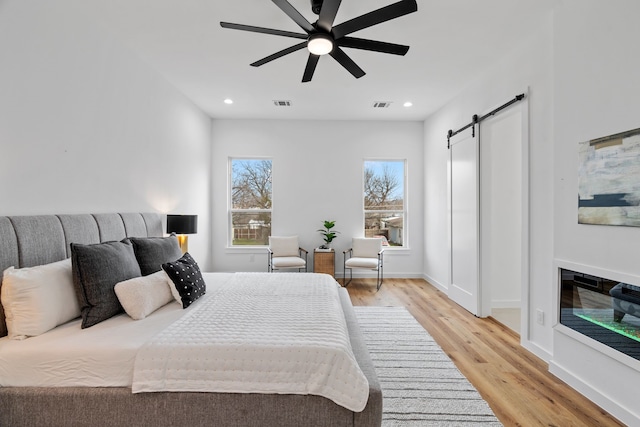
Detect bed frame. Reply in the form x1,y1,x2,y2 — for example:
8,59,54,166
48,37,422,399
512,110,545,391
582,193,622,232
0,213,382,427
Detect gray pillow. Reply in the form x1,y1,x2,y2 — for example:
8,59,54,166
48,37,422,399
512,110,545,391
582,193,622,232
128,235,182,276
71,240,142,328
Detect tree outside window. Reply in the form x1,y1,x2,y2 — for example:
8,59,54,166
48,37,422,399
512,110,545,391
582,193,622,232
230,158,272,246
364,160,405,247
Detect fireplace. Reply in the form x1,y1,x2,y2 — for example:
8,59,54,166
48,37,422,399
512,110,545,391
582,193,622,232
560,268,640,361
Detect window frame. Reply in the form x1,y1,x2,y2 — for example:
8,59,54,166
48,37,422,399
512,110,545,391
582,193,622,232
363,158,408,249
228,157,273,248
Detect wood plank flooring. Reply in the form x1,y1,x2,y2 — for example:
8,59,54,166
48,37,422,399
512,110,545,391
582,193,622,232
345,277,625,427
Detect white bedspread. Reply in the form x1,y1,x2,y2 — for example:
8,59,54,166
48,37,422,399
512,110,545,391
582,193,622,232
132,272,369,412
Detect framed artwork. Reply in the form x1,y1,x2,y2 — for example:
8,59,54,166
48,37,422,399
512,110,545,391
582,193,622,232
578,127,640,226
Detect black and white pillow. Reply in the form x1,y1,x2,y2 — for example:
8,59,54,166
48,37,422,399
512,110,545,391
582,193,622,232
161,253,206,309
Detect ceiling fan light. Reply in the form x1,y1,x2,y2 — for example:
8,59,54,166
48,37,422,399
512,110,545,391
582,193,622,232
307,33,334,55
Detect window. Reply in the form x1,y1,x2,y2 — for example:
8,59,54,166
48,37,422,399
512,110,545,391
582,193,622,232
364,160,406,247
230,158,272,246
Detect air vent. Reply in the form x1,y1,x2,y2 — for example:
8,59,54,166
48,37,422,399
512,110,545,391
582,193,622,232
373,101,392,108
273,100,292,107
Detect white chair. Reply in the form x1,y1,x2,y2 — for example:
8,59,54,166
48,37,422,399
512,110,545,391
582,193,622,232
268,236,308,272
343,237,384,290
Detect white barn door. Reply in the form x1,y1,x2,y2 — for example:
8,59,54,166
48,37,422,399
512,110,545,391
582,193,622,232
448,130,480,316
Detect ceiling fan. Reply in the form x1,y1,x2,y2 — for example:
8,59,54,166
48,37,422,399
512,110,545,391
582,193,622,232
220,0,418,82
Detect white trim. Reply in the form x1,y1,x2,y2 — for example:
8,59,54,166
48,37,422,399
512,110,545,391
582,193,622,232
521,339,553,362
520,88,531,344
554,323,640,370
225,246,269,254
228,157,273,247
423,273,448,293
336,272,424,279
363,158,408,248
549,359,638,426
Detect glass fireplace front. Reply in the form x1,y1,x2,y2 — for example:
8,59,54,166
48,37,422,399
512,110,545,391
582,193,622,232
560,268,640,361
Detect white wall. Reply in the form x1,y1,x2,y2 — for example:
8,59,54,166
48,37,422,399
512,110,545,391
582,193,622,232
553,0,640,274
0,1,213,269
550,1,640,424
425,2,640,422
211,119,424,277
423,16,555,356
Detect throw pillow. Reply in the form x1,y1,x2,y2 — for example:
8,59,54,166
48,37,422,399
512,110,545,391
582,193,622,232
1,258,80,339
114,270,174,320
162,252,206,309
128,235,182,276
71,240,142,328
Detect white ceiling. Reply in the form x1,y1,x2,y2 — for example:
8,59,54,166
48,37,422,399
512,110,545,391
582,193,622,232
69,0,556,121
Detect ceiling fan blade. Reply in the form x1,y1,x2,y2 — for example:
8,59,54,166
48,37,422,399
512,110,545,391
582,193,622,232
271,0,315,33
220,22,308,40
330,47,365,79
332,0,418,39
317,0,342,32
250,42,308,67
338,37,409,55
302,54,320,82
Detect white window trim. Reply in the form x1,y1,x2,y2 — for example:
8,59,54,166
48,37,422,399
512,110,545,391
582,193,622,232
363,158,408,250
228,157,272,248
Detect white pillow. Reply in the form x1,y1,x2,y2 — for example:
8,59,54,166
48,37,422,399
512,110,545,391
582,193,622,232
114,270,174,320
1,258,80,340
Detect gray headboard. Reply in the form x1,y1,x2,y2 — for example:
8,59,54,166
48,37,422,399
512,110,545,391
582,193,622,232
0,213,163,338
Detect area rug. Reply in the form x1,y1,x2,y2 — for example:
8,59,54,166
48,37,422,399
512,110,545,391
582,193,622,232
354,306,502,426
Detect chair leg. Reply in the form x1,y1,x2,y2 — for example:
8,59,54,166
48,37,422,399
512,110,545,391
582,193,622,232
376,263,383,291
343,264,352,287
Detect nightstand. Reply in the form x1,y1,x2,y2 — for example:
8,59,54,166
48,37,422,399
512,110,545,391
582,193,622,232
313,249,335,278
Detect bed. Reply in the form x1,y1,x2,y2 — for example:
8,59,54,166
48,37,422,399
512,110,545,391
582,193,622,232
0,213,382,427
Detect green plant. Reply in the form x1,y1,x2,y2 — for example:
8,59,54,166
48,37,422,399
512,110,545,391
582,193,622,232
317,220,339,248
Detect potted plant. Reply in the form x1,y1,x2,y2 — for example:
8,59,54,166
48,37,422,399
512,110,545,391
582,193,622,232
317,220,339,249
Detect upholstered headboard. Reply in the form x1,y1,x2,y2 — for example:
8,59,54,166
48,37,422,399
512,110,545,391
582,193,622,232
0,213,163,337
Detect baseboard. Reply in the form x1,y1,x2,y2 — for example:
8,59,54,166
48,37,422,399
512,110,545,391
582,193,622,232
423,273,447,293
521,339,552,362
334,272,424,279
549,361,636,425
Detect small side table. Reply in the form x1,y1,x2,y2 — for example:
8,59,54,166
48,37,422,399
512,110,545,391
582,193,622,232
314,249,335,278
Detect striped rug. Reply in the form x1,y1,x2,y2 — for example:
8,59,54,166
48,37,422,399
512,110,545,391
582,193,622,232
354,306,502,426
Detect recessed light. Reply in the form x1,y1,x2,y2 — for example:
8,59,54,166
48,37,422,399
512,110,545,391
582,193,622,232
224,98,233,105
403,101,413,107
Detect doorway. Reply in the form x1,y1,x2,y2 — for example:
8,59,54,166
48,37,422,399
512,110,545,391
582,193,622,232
481,105,524,333
448,95,529,336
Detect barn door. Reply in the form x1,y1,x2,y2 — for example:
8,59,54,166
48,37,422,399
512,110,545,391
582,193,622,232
448,129,480,316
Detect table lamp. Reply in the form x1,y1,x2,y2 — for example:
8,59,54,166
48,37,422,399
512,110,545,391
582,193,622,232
166,214,198,253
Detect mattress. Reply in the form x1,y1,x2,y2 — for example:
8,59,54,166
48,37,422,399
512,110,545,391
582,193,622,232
0,273,235,387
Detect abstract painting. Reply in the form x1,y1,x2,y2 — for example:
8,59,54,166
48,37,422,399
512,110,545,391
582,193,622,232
578,127,640,226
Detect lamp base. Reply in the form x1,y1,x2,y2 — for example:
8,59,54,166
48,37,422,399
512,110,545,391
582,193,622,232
176,235,189,254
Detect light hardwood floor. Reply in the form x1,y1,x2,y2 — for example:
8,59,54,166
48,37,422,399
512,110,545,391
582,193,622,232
345,277,625,427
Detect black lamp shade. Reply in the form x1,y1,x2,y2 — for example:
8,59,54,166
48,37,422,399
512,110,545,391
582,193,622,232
167,215,198,235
